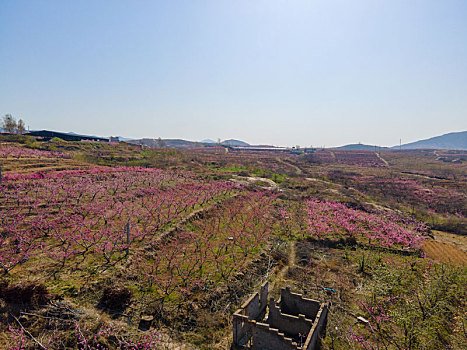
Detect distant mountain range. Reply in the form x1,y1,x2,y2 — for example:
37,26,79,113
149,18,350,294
395,131,467,150
334,131,466,151
129,138,250,149
8,128,466,151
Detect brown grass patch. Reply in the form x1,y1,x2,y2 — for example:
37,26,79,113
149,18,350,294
423,240,467,265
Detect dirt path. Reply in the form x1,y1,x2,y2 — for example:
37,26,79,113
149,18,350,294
278,158,302,175
376,152,389,166
288,240,296,268
270,240,296,293
399,171,466,184
279,240,296,279
231,176,279,191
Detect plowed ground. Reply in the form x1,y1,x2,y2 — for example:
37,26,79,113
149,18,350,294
423,240,467,265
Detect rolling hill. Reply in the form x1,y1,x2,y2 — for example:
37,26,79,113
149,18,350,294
221,139,249,146
333,143,389,151
129,138,250,149
397,131,467,150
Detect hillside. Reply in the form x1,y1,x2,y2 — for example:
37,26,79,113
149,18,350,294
397,131,467,150
130,137,250,148
221,139,249,146
332,143,389,151
130,138,201,148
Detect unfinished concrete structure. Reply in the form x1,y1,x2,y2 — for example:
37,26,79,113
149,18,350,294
233,283,328,349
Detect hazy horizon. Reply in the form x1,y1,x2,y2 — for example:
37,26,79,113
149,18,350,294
1,0,466,148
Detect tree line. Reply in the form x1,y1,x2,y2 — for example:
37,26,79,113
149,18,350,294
1,114,26,134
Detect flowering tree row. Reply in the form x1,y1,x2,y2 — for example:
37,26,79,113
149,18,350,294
185,148,297,174
136,192,277,301
8,322,162,350
305,199,426,248
306,151,387,167
0,145,71,159
0,167,236,274
325,172,467,217
333,151,387,167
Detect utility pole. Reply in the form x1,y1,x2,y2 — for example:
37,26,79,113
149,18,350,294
126,222,130,257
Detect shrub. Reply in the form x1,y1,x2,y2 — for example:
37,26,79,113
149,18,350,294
0,281,50,306
99,286,133,310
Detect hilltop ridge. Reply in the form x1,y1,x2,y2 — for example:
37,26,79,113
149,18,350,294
395,131,467,150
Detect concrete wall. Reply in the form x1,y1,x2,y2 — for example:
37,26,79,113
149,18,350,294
268,298,312,337
241,281,268,320
233,283,328,350
244,293,261,318
304,304,329,350
252,321,298,350
260,282,268,311
280,286,321,320
233,314,251,346
233,282,269,346
233,293,260,346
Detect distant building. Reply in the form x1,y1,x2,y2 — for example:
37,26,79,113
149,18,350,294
26,130,109,142
109,136,120,143
230,146,289,152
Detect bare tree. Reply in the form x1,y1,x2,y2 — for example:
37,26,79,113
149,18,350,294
16,119,26,135
1,114,17,133
156,137,166,148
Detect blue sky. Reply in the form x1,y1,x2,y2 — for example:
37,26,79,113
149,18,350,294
1,0,466,147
